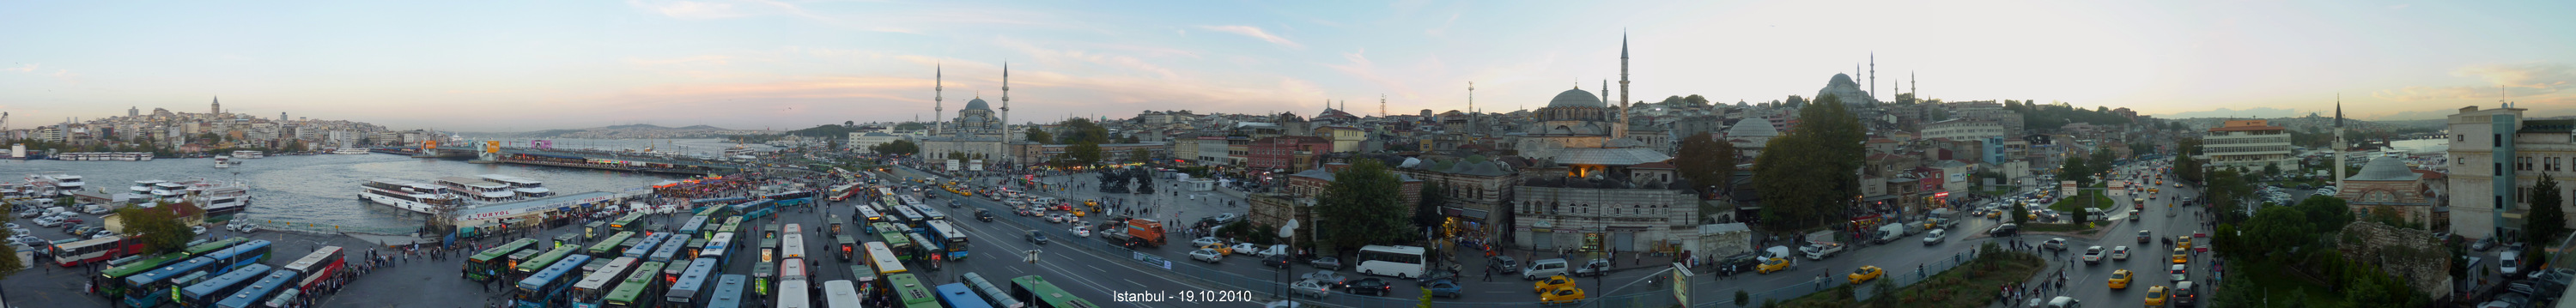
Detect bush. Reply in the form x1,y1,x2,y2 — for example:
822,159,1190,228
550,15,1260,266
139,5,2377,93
1736,290,1751,306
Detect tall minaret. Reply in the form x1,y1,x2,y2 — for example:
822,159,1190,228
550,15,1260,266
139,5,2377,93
1616,31,1631,140
1869,52,1877,103
933,63,945,138
2334,94,2348,189
1001,62,1013,164
1911,70,1917,99
1467,82,1476,136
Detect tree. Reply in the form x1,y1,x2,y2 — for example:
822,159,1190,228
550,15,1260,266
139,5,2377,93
1735,290,1750,306
1674,132,1737,193
896,122,927,130
117,202,194,255
0,207,17,280
1024,127,1054,144
2263,162,2282,178
2089,148,2115,174
2012,202,2030,225
1058,142,1104,166
1125,148,1151,163
2059,156,2091,188
1314,159,1411,253
1752,94,1865,231
1415,182,1448,229
1056,118,1110,144
2530,173,2567,247
844,120,855,126
869,140,919,155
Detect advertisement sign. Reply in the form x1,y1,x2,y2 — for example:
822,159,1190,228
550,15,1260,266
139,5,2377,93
485,141,501,154
969,160,984,172
2061,180,2079,196
945,160,961,172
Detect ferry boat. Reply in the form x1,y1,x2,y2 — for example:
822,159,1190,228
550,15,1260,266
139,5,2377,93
360,178,462,214
331,148,371,154
477,174,553,199
186,181,252,215
434,177,519,204
149,180,191,204
232,150,266,159
215,155,231,168
130,180,164,196
50,152,154,161
26,173,82,197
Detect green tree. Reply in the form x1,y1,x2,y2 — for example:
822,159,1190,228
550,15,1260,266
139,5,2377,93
2530,173,2567,247
1314,159,1410,253
116,202,194,254
0,207,17,279
1125,148,1151,163
2059,156,2092,188
1674,132,1737,193
1024,127,1054,144
2088,148,2115,174
1415,182,1448,229
1753,94,1866,232
2012,202,2030,225
2263,162,2282,178
1056,142,1104,166
1055,118,1110,144
1735,290,1750,306
869,140,919,155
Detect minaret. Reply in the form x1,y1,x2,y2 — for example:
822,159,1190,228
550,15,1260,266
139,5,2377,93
1616,31,1631,140
1869,52,1877,103
1911,70,1917,98
2335,94,2347,189
1001,62,1013,164
1467,82,1476,136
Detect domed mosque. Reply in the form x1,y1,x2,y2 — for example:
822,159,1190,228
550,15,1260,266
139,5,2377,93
921,63,1017,166
1510,34,1671,176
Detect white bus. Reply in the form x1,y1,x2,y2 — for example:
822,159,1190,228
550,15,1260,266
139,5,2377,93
1352,245,1427,279
864,242,908,276
821,280,863,308
777,280,812,308
781,233,807,260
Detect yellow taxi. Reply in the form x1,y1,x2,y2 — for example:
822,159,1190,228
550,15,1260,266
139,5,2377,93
1204,243,1233,256
1988,210,2002,219
2108,269,2133,289
1847,266,1884,284
1757,257,1791,275
1533,275,1575,293
1071,209,1087,217
2172,248,2189,264
2175,236,2192,250
2145,286,2169,307
1539,286,1586,305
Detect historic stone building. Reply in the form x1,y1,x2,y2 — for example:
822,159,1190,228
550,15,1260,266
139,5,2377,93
2338,157,2437,227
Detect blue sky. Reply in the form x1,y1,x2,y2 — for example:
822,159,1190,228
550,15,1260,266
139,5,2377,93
3,0,2572,130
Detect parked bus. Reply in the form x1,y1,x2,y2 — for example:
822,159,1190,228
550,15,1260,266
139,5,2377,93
855,205,884,223
589,232,637,257
610,213,646,231
715,217,744,241
215,269,299,308
834,235,858,262
517,246,581,276
782,233,808,260
865,242,908,276
277,246,346,294
602,261,665,308
1352,245,1427,279
882,274,940,308
704,275,748,308
887,205,924,226
568,257,639,308
466,239,543,281
922,220,969,260
624,233,672,260
179,264,275,307
696,205,727,218
823,280,867,308
121,239,275,307
515,255,595,308
912,205,948,221
683,239,708,260
1008,275,1100,308
777,280,813,308
659,239,692,283
664,257,719,307
753,238,778,296
783,223,804,237
874,224,919,261
908,233,944,266
700,234,735,265
50,235,148,267
98,252,188,299
961,272,1026,308
935,282,998,308
185,238,252,257
678,215,709,240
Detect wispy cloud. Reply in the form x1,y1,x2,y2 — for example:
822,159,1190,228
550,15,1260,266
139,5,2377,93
2,63,35,72
1321,49,1418,100
2374,62,2574,102
628,0,750,20
1196,25,1303,49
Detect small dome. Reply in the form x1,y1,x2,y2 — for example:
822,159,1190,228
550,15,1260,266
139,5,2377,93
1548,88,1605,108
1726,118,1779,137
2346,157,2421,182
963,98,993,111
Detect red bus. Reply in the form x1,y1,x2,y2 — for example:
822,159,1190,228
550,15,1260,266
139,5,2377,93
51,236,149,267
280,246,347,293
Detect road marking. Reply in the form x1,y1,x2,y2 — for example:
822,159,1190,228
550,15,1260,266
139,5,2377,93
1126,279,1150,287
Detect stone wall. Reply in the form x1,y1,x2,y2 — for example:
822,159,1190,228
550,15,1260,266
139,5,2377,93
2335,220,2453,296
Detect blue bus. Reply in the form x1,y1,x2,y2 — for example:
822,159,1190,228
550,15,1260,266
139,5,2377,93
773,196,812,208
700,235,736,265
125,239,274,307
704,275,748,308
912,205,948,221
179,263,274,307
960,272,1026,308
514,254,594,308
215,269,300,308
690,196,750,205
764,191,815,201
677,215,710,240
649,236,688,263
624,233,671,259
663,257,720,307
935,282,998,308
922,220,969,260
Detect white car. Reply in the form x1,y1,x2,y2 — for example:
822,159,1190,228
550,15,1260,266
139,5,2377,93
1071,227,1091,238
1922,229,1947,245
1192,237,1225,247
236,224,260,233
192,226,208,235
1190,249,1224,263
1288,279,1334,299
2111,246,2130,261
1231,243,1261,257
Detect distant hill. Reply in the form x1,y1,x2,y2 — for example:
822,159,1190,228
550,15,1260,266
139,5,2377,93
490,124,766,139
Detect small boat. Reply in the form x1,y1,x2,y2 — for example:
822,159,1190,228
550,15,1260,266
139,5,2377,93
215,155,231,168
332,148,371,154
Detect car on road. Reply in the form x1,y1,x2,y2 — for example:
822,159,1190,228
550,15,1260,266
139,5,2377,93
1231,243,1262,257
1571,259,1613,277
1522,258,1569,280
2111,246,2130,261
2145,286,2169,307
2043,238,2068,251
1539,286,1586,305
1289,279,1333,299
1311,257,1343,270
1069,226,1090,238
1757,257,1790,275
2176,236,2193,250
1489,256,1520,273
2172,248,2188,264
2172,281,2198,307
2082,246,2105,264
2170,263,2188,281
2473,238,2496,251
1848,266,1884,284
1923,229,1947,245
1423,279,1461,299
1533,275,1574,293
1190,249,1224,263
1345,278,1390,296
1026,230,1049,245
975,209,993,222
1192,237,1225,247
2139,230,2153,244
1990,223,2019,237
1264,255,1291,269
1202,244,1233,256
1301,270,1349,288
2503,251,2523,275
2109,269,2133,289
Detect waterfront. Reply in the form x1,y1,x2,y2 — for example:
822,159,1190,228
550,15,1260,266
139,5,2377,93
0,153,688,233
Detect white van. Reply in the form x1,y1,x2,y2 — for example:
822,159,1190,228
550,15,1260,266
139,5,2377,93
1522,258,1570,280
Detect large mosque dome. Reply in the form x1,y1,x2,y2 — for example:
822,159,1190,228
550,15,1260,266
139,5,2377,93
963,98,993,111
1548,88,1606,108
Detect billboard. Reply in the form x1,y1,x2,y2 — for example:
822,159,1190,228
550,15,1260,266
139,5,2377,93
969,159,984,172
946,160,961,172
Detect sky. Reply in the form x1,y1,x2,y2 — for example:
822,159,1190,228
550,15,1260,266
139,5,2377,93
3,0,2573,131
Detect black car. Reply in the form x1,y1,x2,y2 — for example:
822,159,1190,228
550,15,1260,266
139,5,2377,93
1991,223,2020,237
1263,255,1291,269
1027,231,1050,245
1344,278,1391,296
1488,256,1520,273
975,209,994,222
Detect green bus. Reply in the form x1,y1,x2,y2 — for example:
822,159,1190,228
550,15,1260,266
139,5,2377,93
96,252,189,299
875,224,918,261
185,238,252,257
886,274,943,308
516,246,581,275
609,213,646,231
465,239,542,281
603,261,666,308
1009,275,1101,308
696,205,726,218
714,217,743,241
588,232,636,257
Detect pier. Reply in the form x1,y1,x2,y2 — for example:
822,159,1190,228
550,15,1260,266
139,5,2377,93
394,144,750,175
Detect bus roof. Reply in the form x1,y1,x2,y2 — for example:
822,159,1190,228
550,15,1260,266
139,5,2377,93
888,274,939,307
605,261,665,305
517,255,592,292
471,239,541,262
572,257,640,291
184,238,251,256
282,246,343,275
707,275,748,308
517,247,580,273
215,269,299,308
936,282,996,308
101,252,189,280
181,264,273,299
